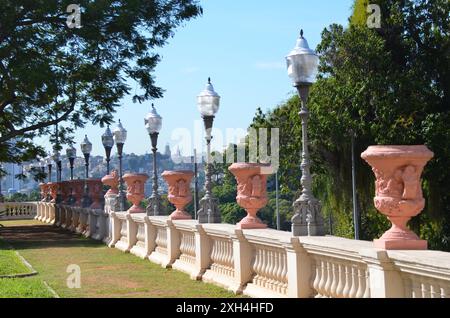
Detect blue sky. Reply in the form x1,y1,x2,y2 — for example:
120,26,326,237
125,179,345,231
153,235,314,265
38,0,354,157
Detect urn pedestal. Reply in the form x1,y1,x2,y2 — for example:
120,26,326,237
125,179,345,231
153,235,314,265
101,170,119,196
361,145,434,250
162,171,194,220
123,174,149,213
228,163,273,229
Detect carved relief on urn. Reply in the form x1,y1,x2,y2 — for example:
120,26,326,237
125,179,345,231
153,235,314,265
101,170,119,196
361,145,434,250
228,163,273,229
162,171,194,220
123,174,149,213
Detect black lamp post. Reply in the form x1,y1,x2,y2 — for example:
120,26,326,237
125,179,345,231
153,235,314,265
197,78,221,224
113,120,127,211
145,104,163,216
46,154,53,183
66,145,77,180
102,125,114,175
80,135,92,208
52,149,62,203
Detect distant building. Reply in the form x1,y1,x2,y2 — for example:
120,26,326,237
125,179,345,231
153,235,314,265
164,143,171,158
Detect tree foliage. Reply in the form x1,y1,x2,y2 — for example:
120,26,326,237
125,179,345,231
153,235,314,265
250,0,450,250
0,0,202,166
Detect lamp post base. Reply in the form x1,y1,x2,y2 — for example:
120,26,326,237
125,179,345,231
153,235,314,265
197,196,220,224
291,198,325,236
146,194,165,216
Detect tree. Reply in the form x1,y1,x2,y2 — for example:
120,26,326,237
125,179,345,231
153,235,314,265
251,0,450,250
0,0,202,167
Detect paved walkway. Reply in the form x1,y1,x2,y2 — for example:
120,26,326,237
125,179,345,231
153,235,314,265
0,220,239,298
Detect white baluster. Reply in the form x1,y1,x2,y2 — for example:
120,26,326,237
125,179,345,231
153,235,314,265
330,262,338,298
348,266,357,298
323,260,333,297
342,264,351,298
355,267,365,298
312,260,321,297
317,259,327,298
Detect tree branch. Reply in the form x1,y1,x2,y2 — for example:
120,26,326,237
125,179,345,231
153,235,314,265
0,83,77,143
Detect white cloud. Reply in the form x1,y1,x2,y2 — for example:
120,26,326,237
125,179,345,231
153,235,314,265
254,61,285,70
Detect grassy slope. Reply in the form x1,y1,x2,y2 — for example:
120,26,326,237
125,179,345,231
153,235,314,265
0,240,31,276
0,220,241,298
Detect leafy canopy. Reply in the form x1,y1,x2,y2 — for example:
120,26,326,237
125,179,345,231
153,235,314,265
0,0,202,166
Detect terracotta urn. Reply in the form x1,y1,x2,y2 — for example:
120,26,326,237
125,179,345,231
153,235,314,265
87,179,103,210
162,170,194,220
361,145,434,250
101,170,119,196
123,173,149,213
60,181,70,204
228,163,273,229
71,180,85,207
39,183,48,202
47,182,58,203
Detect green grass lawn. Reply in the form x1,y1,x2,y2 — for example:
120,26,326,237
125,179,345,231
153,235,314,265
0,277,53,298
0,240,32,276
0,220,242,298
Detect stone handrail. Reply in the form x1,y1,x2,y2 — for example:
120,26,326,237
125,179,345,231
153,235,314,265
0,202,37,220
34,202,450,298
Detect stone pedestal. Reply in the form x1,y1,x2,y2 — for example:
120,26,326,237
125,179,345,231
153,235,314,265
123,174,149,213
228,163,272,229
162,170,194,220
361,145,434,250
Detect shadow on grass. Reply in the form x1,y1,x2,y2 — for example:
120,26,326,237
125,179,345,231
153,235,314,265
0,224,105,250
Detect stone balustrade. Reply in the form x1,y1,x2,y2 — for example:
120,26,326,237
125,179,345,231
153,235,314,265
23,202,450,298
0,202,37,220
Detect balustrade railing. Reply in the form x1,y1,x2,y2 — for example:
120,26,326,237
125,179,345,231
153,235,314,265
0,202,37,220
24,201,450,298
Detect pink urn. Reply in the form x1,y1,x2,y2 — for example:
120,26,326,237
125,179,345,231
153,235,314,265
123,173,149,213
162,170,194,220
88,179,103,210
228,163,273,229
101,170,119,196
71,180,85,207
361,145,434,250
60,181,70,204
39,183,49,202
47,182,58,203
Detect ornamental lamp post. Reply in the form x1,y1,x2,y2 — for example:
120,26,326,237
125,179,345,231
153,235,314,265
46,154,53,183
66,145,77,180
286,29,324,236
80,135,92,207
102,125,114,175
145,104,163,216
52,149,63,203
113,120,127,211
197,77,221,224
